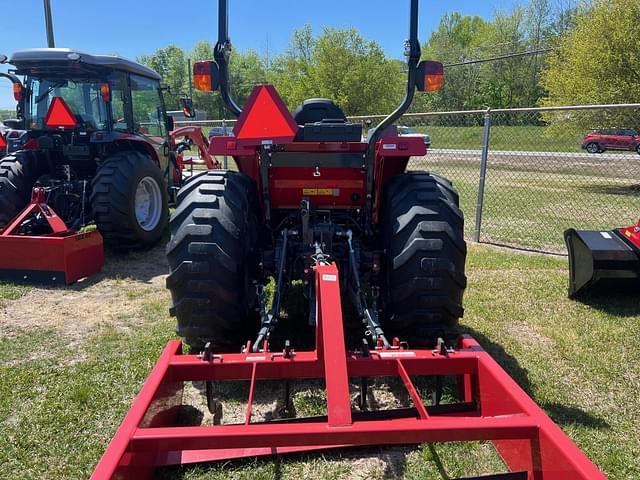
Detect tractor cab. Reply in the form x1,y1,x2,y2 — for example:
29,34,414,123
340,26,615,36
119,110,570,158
0,49,172,260
7,49,172,172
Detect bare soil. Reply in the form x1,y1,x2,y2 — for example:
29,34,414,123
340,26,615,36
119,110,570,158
0,245,169,343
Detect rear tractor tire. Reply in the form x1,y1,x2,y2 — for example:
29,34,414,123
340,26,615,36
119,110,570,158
0,151,45,228
382,172,467,348
166,170,260,351
91,150,168,249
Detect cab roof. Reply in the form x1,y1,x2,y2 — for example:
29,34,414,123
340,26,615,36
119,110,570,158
9,48,161,80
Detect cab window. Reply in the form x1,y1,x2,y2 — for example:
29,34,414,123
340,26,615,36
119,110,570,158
130,74,165,138
109,72,128,132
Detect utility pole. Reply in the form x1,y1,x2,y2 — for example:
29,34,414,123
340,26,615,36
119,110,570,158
43,0,55,48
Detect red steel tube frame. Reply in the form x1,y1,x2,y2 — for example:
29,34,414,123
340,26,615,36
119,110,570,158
91,263,607,480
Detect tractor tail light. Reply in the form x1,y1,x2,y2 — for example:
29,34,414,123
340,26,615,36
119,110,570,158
100,83,111,102
416,61,444,93
193,61,220,92
13,83,24,102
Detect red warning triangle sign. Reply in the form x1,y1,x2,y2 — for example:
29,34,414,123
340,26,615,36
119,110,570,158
233,85,298,144
0,133,6,149
45,97,77,129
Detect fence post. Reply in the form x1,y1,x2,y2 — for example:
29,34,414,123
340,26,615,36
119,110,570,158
222,118,228,169
474,108,491,243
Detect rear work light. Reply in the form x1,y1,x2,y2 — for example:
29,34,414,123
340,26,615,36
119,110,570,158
416,61,444,92
193,61,220,92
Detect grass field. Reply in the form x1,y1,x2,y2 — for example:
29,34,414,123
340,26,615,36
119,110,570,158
418,125,585,152
1,245,638,479
410,153,640,252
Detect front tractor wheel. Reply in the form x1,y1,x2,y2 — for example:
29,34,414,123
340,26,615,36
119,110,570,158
166,171,260,351
382,172,467,348
91,150,168,249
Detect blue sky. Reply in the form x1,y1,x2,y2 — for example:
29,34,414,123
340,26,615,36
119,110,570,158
0,0,519,109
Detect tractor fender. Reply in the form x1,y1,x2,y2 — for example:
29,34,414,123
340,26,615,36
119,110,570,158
92,132,162,166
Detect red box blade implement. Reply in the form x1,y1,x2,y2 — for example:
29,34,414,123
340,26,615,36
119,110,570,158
91,263,606,480
0,187,103,285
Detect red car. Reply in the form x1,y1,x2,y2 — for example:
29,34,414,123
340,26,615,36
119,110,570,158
582,128,640,154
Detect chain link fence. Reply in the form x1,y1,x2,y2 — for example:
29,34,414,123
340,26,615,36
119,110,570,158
352,104,640,254
177,103,640,254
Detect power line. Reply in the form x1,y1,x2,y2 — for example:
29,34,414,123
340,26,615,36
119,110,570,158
444,47,555,67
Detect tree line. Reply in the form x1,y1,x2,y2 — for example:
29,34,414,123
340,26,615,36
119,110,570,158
140,0,638,123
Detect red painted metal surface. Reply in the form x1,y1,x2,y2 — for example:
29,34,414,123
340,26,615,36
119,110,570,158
269,167,366,209
91,263,606,480
169,126,220,170
619,219,640,249
203,83,428,224
0,188,103,284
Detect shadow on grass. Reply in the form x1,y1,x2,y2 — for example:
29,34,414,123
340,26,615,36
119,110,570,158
577,183,640,196
157,445,413,480
571,280,640,317
461,325,610,430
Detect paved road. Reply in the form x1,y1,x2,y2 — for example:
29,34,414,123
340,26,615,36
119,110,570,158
428,148,639,161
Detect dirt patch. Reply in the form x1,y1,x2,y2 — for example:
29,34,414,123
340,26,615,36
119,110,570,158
0,245,170,342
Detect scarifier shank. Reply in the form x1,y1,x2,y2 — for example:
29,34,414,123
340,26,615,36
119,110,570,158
0,187,103,284
91,263,606,480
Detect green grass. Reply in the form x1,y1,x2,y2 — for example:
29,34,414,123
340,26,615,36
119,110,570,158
412,125,586,152
1,245,638,479
0,282,30,308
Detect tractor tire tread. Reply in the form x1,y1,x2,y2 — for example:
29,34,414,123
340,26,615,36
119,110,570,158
382,171,467,348
166,170,259,351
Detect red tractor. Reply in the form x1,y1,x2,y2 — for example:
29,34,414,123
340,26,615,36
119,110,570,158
91,2,607,478
166,7,463,353
0,50,175,251
0,50,186,283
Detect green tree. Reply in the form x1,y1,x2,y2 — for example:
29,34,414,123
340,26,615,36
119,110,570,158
542,0,640,106
138,45,187,110
418,13,490,112
190,41,267,119
270,26,404,115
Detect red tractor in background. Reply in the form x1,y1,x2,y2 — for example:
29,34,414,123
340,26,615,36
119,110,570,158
0,50,175,246
0,50,184,283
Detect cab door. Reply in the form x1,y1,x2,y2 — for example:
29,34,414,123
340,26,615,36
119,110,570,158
129,74,170,173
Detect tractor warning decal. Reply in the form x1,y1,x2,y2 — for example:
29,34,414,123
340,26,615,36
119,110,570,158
233,85,298,145
45,97,77,129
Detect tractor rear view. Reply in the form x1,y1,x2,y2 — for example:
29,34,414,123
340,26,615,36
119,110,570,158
167,22,463,355
0,50,175,283
92,1,607,478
